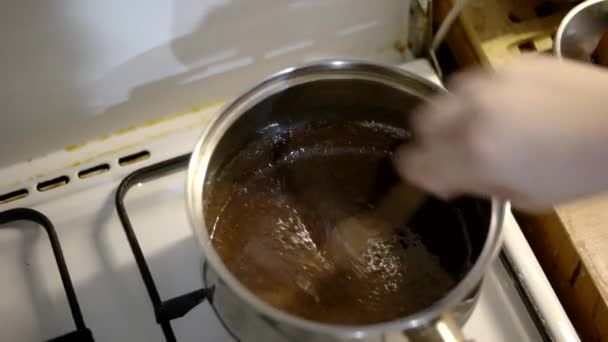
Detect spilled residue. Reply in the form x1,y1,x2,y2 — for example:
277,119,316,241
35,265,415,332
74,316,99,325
62,100,224,153
65,141,87,152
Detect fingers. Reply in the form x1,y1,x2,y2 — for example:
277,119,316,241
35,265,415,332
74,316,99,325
394,146,450,199
396,142,550,210
396,58,594,210
403,97,471,198
413,69,491,142
412,93,466,141
399,68,504,200
394,144,472,200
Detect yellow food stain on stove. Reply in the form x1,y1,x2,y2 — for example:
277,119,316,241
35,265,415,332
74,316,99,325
393,40,407,55
61,118,210,170
116,126,137,135
1,180,25,190
65,141,87,152
67,161,81,168
63,100,223,153
143,100,223,127
11,102,221,192
80,145,139,165
30,173,46,181
97,134,112,142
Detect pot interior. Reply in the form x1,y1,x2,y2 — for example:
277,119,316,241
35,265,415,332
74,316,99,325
202,77,491,326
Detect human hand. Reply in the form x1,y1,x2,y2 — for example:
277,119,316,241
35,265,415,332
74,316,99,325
395,56,608,211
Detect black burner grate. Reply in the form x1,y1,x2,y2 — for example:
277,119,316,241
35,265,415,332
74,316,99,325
114,154,554,342
0,153,558,342
115,154,216,342
0,208,94,342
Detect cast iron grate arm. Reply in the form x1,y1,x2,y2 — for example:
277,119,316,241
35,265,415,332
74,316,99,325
115,153,213,342
0,208,94,342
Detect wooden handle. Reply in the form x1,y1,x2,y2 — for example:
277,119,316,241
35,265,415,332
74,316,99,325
325,183,429,265
373,183,428,227
403,312,470,342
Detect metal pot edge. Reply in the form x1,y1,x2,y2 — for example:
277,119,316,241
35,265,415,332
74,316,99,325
185,58,506,339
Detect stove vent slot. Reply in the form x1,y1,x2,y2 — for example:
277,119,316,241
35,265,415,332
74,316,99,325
0,189,29,204
78,163,110,179
37,176,70,192
118,151,150,166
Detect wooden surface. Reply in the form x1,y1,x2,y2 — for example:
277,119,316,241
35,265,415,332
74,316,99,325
434,0,608,340
517,197,608,341
435,0,575,66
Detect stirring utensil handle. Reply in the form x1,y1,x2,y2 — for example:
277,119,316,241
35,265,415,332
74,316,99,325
403,312,472,342
373,183,428,227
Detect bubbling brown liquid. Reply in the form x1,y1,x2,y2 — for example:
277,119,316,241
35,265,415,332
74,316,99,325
205,121,465,325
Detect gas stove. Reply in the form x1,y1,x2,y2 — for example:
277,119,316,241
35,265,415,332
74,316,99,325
0,59,578,342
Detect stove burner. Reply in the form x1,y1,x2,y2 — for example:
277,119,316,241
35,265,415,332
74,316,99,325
115,154,236,342
0,208,94,342
113,154,552,342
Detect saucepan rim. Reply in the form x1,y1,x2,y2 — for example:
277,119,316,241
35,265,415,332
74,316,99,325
554,0,608,58
186,59,506,338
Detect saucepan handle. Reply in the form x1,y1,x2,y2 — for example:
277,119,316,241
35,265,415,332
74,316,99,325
402,312,472,342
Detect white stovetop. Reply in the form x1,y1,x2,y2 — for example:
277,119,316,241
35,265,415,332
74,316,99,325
0,156,540,342
0,60,578,342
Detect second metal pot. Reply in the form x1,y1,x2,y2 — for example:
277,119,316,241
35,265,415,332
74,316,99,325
554,0,608,62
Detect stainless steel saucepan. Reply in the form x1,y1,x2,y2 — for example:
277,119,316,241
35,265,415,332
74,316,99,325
554,0,608,62
187,60,505,341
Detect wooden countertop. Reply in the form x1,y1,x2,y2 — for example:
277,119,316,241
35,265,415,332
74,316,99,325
433,0,608,340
